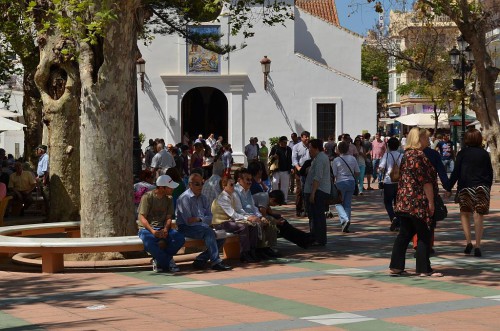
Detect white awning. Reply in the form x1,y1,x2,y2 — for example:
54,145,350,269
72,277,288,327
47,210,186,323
394,113,449,128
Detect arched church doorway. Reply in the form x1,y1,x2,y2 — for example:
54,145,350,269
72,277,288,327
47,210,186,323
181,87,228,143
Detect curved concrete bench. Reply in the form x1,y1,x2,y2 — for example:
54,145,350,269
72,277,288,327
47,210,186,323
0,222,239,273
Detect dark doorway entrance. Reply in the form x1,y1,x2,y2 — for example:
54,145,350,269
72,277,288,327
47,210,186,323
181,87,228,143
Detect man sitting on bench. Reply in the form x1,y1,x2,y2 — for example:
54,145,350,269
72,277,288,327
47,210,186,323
8,162,36,216
176,173,232,271
138,175,185,273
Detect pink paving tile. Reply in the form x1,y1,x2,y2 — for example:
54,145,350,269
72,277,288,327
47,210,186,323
228,276,472,311
179,263,311,280
386,306,500,330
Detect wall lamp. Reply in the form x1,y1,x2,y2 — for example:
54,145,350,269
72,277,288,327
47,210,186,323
260,55,271,91
136,57,146,91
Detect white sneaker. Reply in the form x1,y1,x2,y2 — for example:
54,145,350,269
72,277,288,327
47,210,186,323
152,259,164,273
169,259,180,273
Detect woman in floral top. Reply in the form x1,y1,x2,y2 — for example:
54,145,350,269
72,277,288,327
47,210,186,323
389,127,442,277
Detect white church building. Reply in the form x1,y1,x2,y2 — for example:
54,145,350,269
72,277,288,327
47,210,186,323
138,0,378,162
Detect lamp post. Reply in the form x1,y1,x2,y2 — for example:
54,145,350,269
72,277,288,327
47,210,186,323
449,35,474,145
260,56,271,91
133,58,146,180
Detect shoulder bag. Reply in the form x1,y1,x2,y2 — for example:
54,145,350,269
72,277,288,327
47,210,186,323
433,194,448,221
339,156,359,196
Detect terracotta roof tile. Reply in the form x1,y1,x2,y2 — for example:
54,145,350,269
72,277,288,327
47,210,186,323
296,0,340,26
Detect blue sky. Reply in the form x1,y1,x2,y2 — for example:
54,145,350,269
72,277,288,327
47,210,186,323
335,1,392,36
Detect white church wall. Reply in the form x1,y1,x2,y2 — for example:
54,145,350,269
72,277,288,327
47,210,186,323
294,9,363,79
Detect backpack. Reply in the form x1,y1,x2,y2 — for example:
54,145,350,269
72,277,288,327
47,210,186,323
134,186,149,204
389,153,401,182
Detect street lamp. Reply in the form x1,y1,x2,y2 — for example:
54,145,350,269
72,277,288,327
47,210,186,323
260,56,271,91
449,35,474,145
133,57,146,180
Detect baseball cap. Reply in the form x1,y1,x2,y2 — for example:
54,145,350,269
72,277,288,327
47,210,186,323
156,175,179,189
36,145,48,152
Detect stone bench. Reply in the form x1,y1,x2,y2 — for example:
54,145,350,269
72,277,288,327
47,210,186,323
0,222,239,273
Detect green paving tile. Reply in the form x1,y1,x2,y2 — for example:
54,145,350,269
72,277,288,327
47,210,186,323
0,311,38,329
287,261,344,271
119,271,194,285
339,319,420,331
352,272,500,297
189,286,336,317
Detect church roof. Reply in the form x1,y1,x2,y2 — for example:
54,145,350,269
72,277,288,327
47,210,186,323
296,0,340,26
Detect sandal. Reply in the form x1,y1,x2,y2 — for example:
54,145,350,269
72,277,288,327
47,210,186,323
419,272,444,278
390,270,412,277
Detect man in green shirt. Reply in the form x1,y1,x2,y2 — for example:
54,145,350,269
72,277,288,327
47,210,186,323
138,175,185,272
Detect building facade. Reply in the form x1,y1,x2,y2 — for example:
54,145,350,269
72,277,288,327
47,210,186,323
137,1,378,162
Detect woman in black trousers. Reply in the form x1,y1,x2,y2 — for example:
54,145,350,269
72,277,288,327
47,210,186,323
389,127,442,277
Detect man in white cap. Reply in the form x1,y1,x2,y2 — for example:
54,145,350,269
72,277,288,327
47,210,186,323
138,175,185,273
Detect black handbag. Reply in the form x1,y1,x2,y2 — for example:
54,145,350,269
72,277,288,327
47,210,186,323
433,194,448,221
326,180,343,205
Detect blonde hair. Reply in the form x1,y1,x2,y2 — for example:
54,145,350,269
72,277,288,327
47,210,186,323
405,127,430,150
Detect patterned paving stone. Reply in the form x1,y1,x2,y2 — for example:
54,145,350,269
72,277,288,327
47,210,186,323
301,313,375,326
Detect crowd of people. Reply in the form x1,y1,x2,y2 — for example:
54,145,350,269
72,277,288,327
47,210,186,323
0,145,50,216
135,128,494,276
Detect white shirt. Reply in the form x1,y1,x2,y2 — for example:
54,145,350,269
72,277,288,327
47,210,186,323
37,153,49,177
331,155,359,183
215,191,249,221
151,149,176,172
379,151,403,184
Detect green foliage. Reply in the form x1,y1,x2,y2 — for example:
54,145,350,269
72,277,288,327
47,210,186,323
361,44,388,99
268,136,279,148
138,132,146,145
25,0,118,60
146,0,294,54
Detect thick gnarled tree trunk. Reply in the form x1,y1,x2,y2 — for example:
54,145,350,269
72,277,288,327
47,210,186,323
79,0,141,238
22,69,43,166
34,30,81,222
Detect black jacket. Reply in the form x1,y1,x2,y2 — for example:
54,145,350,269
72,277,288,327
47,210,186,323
448,146,493,191
269,145,293,172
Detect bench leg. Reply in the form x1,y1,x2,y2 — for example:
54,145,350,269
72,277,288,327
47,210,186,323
223,240,240,259
41,253,64,273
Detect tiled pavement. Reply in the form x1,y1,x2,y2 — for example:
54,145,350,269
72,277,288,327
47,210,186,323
1,183,499,330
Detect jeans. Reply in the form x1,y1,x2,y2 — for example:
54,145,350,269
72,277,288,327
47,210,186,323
372,158,382,181
357,164,366,193
305,189,328,245
442,159,454,173
178,224,224,265
383,183,398,223
138,228,185,270
272,171,291,202
389,215,432,274
335,179,355,224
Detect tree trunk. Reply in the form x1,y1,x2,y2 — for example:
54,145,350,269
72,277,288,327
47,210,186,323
34,30,81,222
22,69,43,166
433,2,500,182
79,0,141,237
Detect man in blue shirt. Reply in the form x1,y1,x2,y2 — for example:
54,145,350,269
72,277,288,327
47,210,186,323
176,173,232,271
291,131,311,217
36,145,49,215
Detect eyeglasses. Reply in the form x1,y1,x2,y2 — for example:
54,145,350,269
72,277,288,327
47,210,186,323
190,182,203,187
